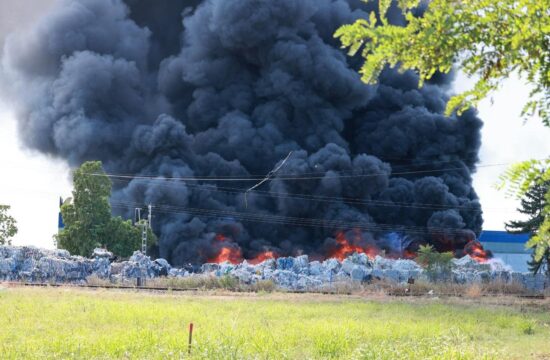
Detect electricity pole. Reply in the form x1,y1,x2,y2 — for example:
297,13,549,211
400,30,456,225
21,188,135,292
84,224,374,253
141,220,148,255
134,205,152,255
148,204,152,231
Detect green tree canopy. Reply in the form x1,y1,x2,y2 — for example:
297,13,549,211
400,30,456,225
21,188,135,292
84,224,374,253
335,0,549,125
505,176,549,274
505,178,548,235
0,205,18,245
499,161,550,274
56,161,155,257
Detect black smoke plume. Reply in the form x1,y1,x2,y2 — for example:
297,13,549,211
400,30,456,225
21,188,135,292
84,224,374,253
1,0,484,265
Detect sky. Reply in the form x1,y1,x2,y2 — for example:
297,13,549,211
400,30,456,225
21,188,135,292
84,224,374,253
0,0,70,248
0,1,548,249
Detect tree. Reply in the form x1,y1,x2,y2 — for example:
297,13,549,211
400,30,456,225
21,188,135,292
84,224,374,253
0,205,18,245
415,244,454,282
103,217,156,259
505,177,549,274
56,161,154,257
56,161,112,256
499,161,550,274
506,179,548,234
334,0,549,125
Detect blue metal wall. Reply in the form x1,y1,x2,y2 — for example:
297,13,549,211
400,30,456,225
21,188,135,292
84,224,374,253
479,230,532,272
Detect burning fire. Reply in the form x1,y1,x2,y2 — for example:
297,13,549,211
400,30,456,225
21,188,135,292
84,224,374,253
401,249,417,260
248,251,278,265
208,246,243,264
215,234,228,242
207,232,487,265
208,235,279,265
329,231,380,261
464,240,490,263
207,234,243,264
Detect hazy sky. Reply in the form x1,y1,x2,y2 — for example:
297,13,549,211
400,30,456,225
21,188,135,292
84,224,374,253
0,1,548,248
0,0,69,248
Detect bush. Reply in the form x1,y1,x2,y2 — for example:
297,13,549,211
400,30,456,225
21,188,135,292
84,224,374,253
146,275,270,292
218,275,240,290
249,280,276,293
415,245,454,282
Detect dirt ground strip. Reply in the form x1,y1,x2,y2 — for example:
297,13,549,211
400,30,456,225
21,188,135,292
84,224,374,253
2,282,549,311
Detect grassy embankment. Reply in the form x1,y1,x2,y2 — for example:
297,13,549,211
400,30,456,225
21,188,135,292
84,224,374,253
0,287,549,359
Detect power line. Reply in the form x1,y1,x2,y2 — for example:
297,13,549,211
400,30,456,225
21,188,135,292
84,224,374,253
111,204,474,237
4,156,546,181
109,178,510,213
0,183,520,214
86,160,539,182
110,200,482,236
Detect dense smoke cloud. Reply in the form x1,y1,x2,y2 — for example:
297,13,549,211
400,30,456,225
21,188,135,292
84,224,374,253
1,0,483,265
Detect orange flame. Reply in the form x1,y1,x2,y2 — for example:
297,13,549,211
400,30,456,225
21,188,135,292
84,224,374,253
248,251,278,265
464,240,489,263
329,231,380,261
208,246,243,264
208,234,243,264
215,234,228,242
401,250,416,260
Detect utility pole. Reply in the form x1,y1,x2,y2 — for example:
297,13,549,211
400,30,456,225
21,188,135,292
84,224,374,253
148,203,152,231
134,208,142,225
133,205,152,287
141,220,148,255
134,205,152,255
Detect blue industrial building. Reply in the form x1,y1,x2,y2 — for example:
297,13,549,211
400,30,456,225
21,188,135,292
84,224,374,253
479,230,531,272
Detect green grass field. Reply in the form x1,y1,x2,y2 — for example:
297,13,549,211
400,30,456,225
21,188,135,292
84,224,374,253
0,287,549,359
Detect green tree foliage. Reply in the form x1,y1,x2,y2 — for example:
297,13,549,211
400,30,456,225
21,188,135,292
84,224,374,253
56,161,111,256
415,244,454,281
0,205,18,245
335,0,550,125
56,161,155,257
505,179,548,234
505,177,549,274
103,217,156,259
499,161,550,275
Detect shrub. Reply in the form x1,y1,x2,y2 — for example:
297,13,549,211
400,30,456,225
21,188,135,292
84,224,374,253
465,284,482,298
416,244,454,282
250,280,276,293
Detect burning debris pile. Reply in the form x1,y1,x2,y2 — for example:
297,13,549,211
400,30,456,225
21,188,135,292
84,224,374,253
199,252,514,290
1,246,547,292
203,231,493,267
203,253,424,290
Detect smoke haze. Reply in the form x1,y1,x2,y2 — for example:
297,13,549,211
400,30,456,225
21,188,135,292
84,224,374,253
1,0,483,265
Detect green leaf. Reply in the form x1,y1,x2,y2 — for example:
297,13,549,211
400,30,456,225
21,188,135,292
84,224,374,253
379,0,392,19
335,0,550,127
